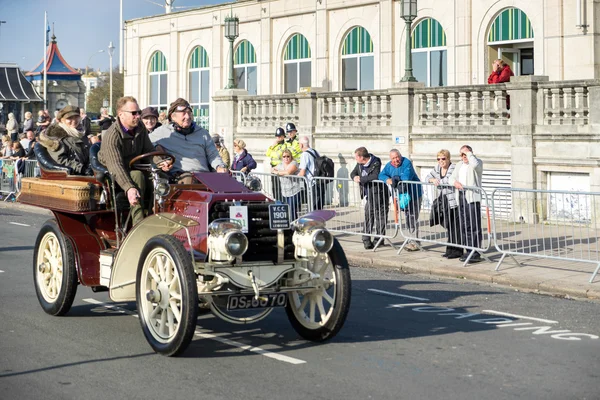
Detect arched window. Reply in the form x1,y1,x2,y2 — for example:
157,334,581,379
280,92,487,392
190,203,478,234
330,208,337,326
411,18,447,87
341,26,374,91
148,51,168,111
188,46,210,129
487,8,534,76
283,34,311,93
234,40,257,95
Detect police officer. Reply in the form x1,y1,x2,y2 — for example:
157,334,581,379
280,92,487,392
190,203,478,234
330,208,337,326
285,122,301,162
266,127,287,200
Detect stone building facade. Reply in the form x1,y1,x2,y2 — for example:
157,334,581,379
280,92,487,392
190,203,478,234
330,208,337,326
123,0,600,198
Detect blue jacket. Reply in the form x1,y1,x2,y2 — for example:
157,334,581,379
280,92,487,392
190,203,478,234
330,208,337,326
378,157,422,198
231,150,257,172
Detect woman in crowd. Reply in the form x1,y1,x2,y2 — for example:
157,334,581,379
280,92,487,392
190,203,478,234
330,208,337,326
98,107,115,135
426,149,462,259
6,113,18,142
141,107,162,133
231,139,257,174
272,149,304,221
38,105,91,176
36,110,51,134
1,136,13,158
22,112,34,133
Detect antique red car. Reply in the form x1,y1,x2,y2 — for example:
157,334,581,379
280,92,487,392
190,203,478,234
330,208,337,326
18,144,351,356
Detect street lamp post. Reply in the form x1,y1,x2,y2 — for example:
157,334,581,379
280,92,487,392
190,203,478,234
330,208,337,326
108,41,115,115
0,21,6,46
86,50,104,75
224,13,239,89
400,0,418,82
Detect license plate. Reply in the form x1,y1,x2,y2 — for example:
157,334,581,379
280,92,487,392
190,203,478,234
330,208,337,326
227,293,287,311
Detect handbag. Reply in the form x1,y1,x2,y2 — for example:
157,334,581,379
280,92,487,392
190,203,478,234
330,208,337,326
398,192,411,210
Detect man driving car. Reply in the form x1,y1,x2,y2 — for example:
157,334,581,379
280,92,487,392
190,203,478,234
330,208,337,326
98,96,172,225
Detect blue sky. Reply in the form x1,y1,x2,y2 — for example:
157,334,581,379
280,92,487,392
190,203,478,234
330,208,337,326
0,0,226,72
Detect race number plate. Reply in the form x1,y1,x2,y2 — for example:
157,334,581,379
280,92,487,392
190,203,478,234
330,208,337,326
269,203,290,230
227,293,288,311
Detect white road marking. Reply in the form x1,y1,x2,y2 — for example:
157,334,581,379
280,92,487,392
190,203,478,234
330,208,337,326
497,323,533,328
368,288,429,301
0,270,4,273
482,310,558,324
9,222,30,227
83,298,306,365
388,303,428,308
195,330,306,365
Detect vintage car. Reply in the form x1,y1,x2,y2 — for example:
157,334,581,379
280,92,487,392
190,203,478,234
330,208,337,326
18,143,351,356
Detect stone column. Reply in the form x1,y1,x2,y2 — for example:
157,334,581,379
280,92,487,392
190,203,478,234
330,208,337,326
212,89,248,151
389,82,424,156
505,75,549,223
296,92,318,145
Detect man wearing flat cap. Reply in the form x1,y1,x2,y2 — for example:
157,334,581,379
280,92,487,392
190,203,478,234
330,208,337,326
149,98,226,183
99,96,172,225
141,106,161,133
211,134,230,169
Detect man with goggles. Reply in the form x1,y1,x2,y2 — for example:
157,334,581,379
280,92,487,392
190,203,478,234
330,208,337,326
149,98,226,184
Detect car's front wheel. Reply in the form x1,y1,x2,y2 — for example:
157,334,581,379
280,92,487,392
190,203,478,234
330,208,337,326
33,220,78,316
136,235,198,356
285,238,351,341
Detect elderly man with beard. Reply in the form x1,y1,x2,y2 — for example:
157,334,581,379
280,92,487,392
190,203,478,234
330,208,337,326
379,149,422,251
149,98,226,184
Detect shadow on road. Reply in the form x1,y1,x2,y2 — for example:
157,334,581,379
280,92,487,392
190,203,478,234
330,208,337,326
0,246,34,252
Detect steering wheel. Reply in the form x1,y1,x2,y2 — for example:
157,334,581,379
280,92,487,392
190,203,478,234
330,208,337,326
129,151,176,171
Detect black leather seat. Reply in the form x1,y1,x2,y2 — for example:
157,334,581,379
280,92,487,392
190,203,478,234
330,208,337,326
33,142,72,174
89,142,109,183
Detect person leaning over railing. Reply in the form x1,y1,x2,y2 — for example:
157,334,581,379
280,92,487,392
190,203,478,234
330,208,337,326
379,149,422,251
448,145,484,264
426,149,462,259
230,139,257,174
272,149,304,221
351,146,388,250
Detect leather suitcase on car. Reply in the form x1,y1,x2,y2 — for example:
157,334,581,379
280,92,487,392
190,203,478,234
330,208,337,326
18,178,102,212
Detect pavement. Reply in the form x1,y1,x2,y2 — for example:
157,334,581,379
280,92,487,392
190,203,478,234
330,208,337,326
2,200,599,301
337,233,600,301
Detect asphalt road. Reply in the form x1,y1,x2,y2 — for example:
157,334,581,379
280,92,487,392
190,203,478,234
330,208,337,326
0,208,599,400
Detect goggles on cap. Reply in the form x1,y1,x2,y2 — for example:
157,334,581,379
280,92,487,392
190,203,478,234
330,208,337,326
176,105,192,112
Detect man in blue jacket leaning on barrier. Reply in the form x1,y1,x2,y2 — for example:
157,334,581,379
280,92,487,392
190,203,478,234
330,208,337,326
379,149,422,251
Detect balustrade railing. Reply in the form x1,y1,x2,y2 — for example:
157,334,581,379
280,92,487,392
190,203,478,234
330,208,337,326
317,91,392,127
238,95,299,128
416,84,509,126
540,80,593,125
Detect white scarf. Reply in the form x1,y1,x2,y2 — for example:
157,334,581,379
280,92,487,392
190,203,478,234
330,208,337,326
58,122,83,138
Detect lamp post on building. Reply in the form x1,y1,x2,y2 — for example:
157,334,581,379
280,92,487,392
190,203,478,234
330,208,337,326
108,41,115,115
400,0,418,82
224,12,239,89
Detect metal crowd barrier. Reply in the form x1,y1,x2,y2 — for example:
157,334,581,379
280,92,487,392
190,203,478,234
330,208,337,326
231,170,247,185
247,171,312,221
394,181,492,265
310,176,398,244
491,188,600,283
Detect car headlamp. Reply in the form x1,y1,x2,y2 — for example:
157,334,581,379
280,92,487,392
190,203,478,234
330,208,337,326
292,217,334,257
245,177,262,192
208,219,248,262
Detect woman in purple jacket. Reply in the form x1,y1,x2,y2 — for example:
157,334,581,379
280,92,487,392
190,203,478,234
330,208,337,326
231,139,257,173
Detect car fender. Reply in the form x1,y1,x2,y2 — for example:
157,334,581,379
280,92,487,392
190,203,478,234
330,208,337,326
109,213,199,302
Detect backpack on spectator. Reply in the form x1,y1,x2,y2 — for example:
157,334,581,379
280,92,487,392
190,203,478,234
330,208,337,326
307,149,334,178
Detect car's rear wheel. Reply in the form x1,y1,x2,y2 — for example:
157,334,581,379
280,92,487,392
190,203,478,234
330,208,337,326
33,220,78,316
285,238,351,341
136,235,198,356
